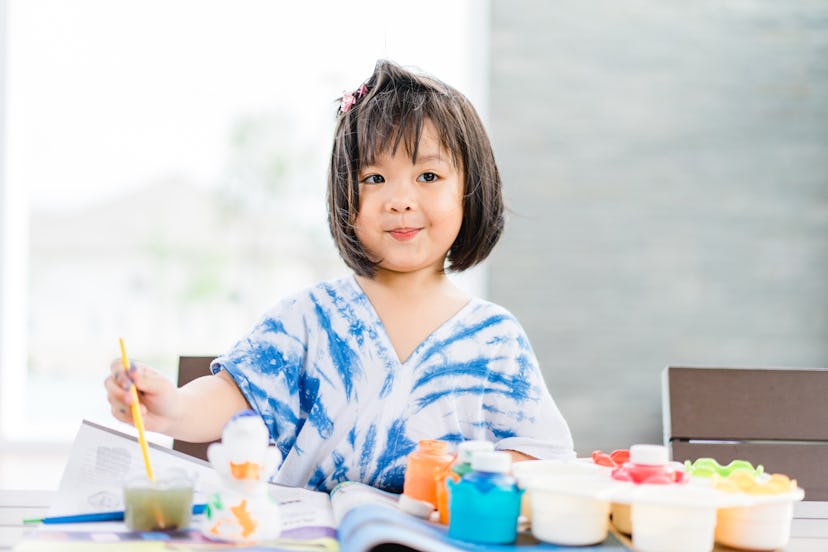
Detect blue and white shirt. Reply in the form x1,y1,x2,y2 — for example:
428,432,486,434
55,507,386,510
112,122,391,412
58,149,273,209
212,275,574,492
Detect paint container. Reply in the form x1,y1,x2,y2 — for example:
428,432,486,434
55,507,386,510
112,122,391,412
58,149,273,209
123,469,194,531
435,440,494,524
716,500,795,550
448,451,523,544
512,458,606,523
712,472,804,550
626,485,722,552
525,474,614,546
632,503,716,552
611,444,687,485
610,444,688,534
399,440,454,517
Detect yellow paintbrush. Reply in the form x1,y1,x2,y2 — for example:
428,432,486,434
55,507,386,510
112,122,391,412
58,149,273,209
119,338,155,481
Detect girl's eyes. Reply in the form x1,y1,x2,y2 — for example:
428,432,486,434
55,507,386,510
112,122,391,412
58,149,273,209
359,172,439,184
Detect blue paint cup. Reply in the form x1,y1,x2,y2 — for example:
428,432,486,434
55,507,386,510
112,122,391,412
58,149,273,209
447,451,523,544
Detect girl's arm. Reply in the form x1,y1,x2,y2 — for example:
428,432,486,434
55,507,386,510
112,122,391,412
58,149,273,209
505,450,537,463
105,360,250,443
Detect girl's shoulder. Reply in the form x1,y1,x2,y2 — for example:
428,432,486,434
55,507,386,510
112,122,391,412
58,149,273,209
454,295,526,334
461,295,517,319
429,296,536,362
264,273,363,315
296,274,359,299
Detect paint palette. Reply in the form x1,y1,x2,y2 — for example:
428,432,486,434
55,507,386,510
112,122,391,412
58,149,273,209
516,448,805,552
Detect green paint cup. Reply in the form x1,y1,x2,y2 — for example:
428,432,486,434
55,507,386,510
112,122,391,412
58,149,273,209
123,469,194,531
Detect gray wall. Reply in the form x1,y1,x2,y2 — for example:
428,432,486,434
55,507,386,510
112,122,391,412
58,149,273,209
488,0,828,455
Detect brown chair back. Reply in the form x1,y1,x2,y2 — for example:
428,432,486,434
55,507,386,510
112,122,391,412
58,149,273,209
662,365,828,500
172,355,219,461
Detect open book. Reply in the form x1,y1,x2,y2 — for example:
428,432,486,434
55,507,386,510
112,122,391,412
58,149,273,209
16,420,629,551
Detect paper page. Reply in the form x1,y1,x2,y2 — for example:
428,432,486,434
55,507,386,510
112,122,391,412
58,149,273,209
48,420,222,517
329,481,400,525
338,503,631,551
336,504,461,552
269,484,336,539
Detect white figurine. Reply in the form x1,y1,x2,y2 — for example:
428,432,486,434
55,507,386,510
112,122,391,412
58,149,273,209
202,410,282,542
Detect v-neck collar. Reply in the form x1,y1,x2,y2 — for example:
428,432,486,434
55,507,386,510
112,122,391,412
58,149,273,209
346,274,477,366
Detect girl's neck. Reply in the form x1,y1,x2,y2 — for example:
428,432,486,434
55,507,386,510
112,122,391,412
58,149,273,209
353,268,471,363
355,267,460,299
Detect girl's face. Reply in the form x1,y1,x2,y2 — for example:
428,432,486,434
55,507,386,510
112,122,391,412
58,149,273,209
355,120,463,276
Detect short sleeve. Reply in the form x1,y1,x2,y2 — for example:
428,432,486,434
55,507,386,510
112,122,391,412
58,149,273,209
474,308,575,460
210,296,309,455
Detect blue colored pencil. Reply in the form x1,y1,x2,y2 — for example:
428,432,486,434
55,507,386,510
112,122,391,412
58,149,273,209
24,503,207,524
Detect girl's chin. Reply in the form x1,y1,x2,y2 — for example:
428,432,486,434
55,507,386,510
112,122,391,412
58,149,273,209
375,261,446,275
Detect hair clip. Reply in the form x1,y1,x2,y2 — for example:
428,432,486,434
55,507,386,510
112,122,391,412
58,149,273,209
340,84,368,113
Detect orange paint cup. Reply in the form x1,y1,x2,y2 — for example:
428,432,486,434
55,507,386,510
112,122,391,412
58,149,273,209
402,440,454,508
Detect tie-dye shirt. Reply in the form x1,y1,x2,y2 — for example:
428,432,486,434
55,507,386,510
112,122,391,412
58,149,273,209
211,275,574,492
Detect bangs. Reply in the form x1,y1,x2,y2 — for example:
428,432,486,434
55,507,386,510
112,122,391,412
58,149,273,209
353,79,463,169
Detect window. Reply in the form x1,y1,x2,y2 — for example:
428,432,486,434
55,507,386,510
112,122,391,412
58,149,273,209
0,0,485,443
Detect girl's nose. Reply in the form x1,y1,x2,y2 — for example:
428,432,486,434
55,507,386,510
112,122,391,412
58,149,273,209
388,198,413,212
386,181,415,212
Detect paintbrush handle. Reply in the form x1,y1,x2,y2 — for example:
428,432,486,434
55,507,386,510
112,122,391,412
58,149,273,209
119,338,155,481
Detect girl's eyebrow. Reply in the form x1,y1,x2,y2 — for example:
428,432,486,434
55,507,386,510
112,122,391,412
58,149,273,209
413,153,448,165
361,152,448,171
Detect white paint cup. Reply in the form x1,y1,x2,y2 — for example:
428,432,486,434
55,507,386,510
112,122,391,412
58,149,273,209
513,459,606,523
525,474,613,546
632,501,717,552
715,499,795,550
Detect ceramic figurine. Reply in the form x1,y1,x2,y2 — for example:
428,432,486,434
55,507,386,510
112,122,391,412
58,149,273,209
202,410,282,542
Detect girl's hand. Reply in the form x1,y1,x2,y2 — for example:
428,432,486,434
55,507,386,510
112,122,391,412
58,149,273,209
104,359,181,435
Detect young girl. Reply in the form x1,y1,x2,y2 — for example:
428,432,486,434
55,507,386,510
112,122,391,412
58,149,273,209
105,59,575,493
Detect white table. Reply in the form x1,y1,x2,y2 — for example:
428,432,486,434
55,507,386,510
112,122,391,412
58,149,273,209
0,490,52,551
789,501,828,551
1,490,827,551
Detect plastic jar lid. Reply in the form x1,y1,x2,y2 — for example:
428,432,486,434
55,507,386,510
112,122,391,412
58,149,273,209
629,444,669,466
398,493,436,518
472,451,512,473
457,440,495,464
417,439,449,454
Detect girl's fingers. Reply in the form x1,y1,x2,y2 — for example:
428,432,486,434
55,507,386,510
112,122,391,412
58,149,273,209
110,358,147,392
111,403,129,421
107,389,132,423
110,358,125,377
104,374,133,407
106,358,171,432
105,382,146,426
109,359,133,391
129,364,168,396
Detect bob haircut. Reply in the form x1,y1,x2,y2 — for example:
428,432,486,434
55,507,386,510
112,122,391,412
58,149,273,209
328,59,504,277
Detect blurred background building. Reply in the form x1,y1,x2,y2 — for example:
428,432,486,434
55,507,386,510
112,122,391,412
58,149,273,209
488,0,828,453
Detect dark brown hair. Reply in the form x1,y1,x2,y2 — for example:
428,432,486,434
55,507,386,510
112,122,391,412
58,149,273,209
327,59,503,277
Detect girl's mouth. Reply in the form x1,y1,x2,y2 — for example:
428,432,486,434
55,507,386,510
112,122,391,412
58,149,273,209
388,228,420,241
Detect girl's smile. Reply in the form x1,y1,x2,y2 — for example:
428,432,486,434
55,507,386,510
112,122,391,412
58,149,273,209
387,227,422,241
